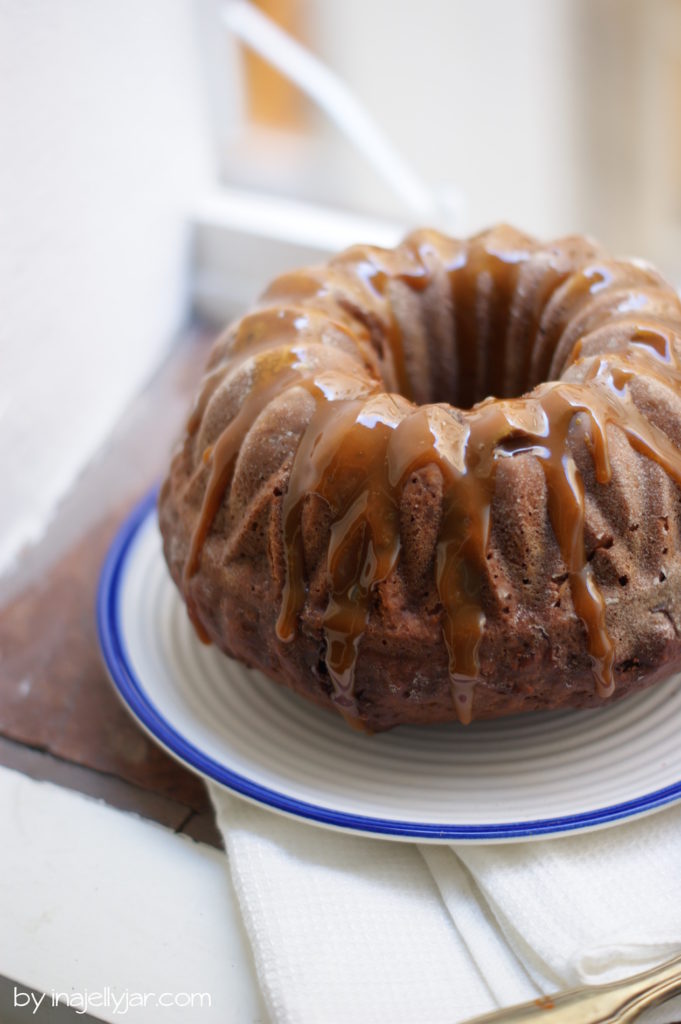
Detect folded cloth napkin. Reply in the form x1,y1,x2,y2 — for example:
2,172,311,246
210,785,681,1024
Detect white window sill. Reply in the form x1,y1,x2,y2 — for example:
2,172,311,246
192,187,407,323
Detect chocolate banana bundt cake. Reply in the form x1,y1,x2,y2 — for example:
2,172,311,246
159,225,681,731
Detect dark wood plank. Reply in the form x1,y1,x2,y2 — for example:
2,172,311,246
0,324,223,839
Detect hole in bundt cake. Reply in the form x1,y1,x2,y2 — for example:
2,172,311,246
379,248,575,409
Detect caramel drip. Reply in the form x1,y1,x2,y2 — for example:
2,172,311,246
531,265,615,384
450,679,477,726
181,227,681,725
448,248,480,409
184,344,343,581
332,247,432,400
186,307,374,445
185,309,305,438
277,392,403,713
475,235,531,400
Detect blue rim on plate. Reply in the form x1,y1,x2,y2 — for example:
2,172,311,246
97,487,681,841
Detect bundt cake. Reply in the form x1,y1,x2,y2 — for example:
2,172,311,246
159,224,681,731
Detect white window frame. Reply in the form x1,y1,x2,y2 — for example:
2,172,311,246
190,0,450,322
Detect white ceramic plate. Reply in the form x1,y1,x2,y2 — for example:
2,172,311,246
97,490,681,843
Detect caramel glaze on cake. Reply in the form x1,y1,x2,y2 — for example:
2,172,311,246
159,225,681,731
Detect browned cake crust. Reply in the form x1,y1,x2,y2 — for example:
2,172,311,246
159,225,681,731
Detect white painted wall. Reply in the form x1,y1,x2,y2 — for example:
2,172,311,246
0,0,213,573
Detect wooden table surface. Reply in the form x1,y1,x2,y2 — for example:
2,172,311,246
0,323,223,846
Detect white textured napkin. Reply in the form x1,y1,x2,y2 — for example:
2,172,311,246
210,785,681,1024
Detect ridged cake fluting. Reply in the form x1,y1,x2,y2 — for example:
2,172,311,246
159,225,681,731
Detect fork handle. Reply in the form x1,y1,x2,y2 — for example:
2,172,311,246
461,952,681,1024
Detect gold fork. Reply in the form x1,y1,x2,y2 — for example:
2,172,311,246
462,952,681,1024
